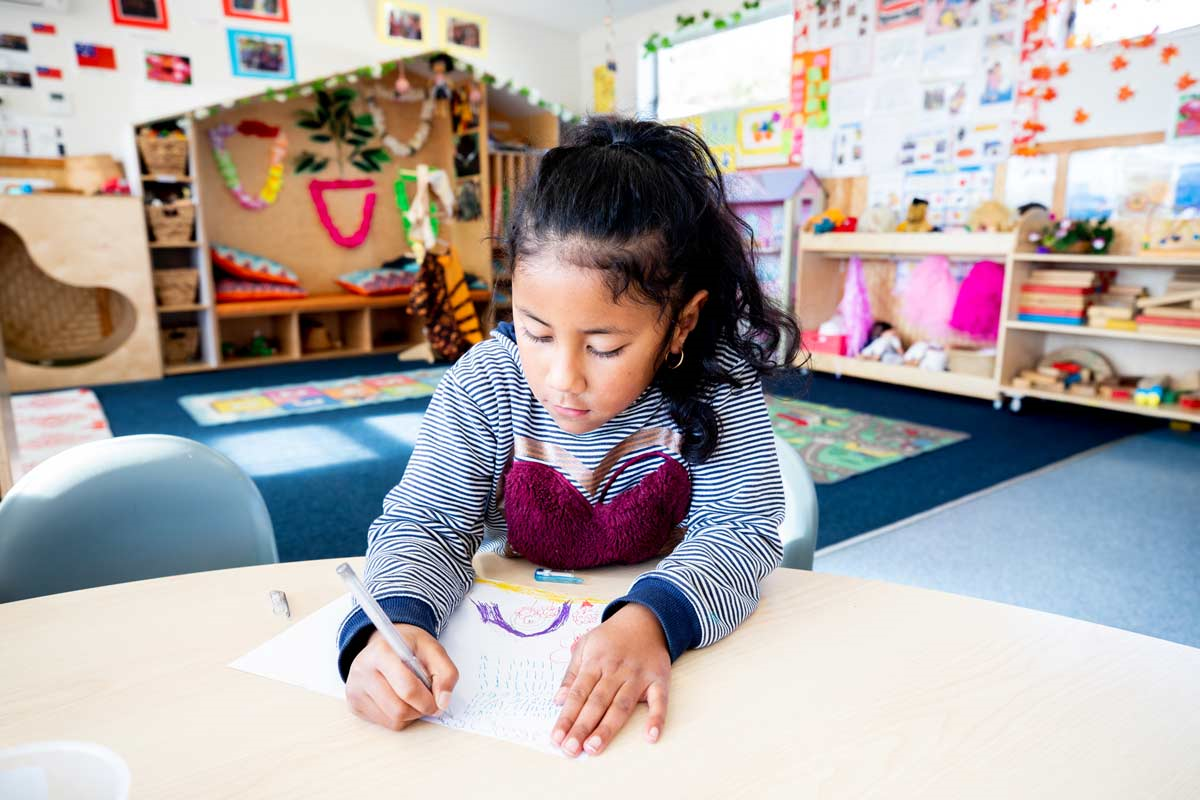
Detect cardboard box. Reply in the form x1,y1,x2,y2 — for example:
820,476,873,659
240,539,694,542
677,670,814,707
947,347,996,378
801,330,847,356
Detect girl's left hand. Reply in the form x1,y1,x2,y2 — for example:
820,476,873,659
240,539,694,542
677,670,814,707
550,603,671,757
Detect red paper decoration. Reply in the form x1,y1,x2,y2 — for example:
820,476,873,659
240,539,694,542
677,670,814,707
1110,55,1128,71
1074,108,1089,124
1162,44,1179,64
1179,73,1197,91
1117,85,1135,102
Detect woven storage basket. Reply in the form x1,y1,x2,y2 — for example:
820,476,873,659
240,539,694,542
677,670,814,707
137,132,189,176
153,268,199,306
160,326,199,364
146,200,195,244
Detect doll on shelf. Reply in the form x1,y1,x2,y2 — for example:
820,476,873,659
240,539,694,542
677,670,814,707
429,53,455,105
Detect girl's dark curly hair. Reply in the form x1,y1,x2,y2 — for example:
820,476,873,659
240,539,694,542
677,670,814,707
499,116,802,462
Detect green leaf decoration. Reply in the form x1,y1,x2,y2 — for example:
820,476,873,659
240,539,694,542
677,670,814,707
294,152,316,172
481,73,496,85
660,36,672,46
333,87,356,102
731,11,742,22
713,18,727,28
351,127,374,138
353,114,374,127
362,148,389,164
346,137,368,147
312,158,329,172
309,133,333,143
317,89,332,108
297,119,323,130
352,159,375,172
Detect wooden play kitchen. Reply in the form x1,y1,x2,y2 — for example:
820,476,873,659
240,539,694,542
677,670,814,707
794,210,1200,425
133,53,561,375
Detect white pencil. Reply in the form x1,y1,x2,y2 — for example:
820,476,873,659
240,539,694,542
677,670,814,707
335,562,433,692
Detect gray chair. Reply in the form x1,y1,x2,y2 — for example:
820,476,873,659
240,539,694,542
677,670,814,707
775,434,819,570
0,434,277,603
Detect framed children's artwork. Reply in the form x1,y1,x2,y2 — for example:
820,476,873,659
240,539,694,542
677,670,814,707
227,29,295,80
110,0,169,30
377,1,427,45
439,8,487,56
737,104,788,156
223,0,290,23
146,52,192,85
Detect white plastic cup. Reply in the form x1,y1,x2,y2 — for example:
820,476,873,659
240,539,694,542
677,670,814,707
0,741,130,800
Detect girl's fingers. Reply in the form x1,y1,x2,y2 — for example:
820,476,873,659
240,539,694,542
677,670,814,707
362,669,420,730
550,664,600,750
582,680,642,755
554,642,583,705
644,680,669,743
561,674,622,757
375,650,439,717
413,634,460,711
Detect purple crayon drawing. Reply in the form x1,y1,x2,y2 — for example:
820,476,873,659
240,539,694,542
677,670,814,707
473,600,572,638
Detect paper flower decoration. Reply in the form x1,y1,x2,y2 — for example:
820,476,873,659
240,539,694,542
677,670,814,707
1074,108,1089,124
1162,44,1179,64
1179,73,1197,91
1117,85,1134,102
1056,61,1070,76
1111,55,1128,71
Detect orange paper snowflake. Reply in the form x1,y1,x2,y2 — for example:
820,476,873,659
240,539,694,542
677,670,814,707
1162,44,1179,64
1043,87,1058,101
1179,73,1198,91
1074,108,1089,124
1031,66,1052,81
1117,85,1135,102
1111,55,1129,71
1056,61,1070,76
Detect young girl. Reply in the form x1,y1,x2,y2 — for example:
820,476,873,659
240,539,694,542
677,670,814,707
337,116,800,757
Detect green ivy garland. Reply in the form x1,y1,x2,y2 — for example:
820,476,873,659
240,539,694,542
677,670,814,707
644,0,762,54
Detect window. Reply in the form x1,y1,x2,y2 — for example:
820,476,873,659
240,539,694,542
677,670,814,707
1069,0,1200,48
647,11,792,120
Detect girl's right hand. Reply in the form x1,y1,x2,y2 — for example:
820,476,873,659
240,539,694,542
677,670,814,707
345,623,459,730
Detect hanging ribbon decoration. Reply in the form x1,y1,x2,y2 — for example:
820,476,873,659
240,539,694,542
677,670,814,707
209,120,288,210
395,165,456,260
309,178,376,248
367,86,435,158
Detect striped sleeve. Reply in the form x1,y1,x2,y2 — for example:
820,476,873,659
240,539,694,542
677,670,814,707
336,343,506,679
603,353,784,658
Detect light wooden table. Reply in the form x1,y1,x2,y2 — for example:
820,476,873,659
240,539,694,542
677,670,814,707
2,555,1198,798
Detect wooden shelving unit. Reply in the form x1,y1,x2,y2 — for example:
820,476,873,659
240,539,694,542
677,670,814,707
794,211,1200,422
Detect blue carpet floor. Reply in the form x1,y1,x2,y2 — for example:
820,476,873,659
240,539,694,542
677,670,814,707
815,429,1200,649
86,354,1154,561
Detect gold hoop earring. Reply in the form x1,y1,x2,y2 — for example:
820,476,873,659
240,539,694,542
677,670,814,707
666,348,684,370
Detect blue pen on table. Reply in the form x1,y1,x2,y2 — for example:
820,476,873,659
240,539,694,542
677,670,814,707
534,568,584,584
335,562,433,692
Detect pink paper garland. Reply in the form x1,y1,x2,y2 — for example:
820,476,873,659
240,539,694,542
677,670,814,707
309,178,376,248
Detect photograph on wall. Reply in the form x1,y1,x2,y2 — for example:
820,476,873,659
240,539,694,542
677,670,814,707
440,9,487,56
377,2,426,44
926,0,979,34
110,0,169,30
146,52,192,85
0,70,32,89
0,33,29,52
1175,92,1200,139
227,29,295,80
75,43,118,71
979,31,1014,105
223,0,290,23
877,0,925,31
454,132,480,177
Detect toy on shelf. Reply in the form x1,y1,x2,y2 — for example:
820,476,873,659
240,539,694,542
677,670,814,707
902,341,947,371
1087,283,1145,329
808,207,856,234
897,199,933,233
1035,215,1114,254
1134,375,1168,407
859,323,904,364
858,205,899,233
1011,347,1114,395
801,314,848,356
966,200,1016,233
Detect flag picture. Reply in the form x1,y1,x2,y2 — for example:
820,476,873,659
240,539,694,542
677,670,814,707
36,66,63,79
31,22,57,35
75,43,118,70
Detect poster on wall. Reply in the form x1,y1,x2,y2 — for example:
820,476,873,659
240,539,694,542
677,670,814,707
1175,93,1200,139
377,2,427,44
899,127,951,168
593,64,615,113
831,40,873,81
926,0,979,35
921,34,977,80
797,49,831,129
905,165,995,228
1004,153,1056,210
877,0,924,31
807,0,872,47
440,8,487,56
110,0,169,30
980,30,1014,105
833,121,865,175
951,121,1006,165
146,52,192,85
75,43,117,71
227,29,295,80
987,0,1018,25
223,0,290,23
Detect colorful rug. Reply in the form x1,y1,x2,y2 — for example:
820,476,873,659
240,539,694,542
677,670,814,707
12,388,113,480
179,367,449,426
767,395,969,484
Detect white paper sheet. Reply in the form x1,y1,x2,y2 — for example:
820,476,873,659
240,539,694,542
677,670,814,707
229,581,606,755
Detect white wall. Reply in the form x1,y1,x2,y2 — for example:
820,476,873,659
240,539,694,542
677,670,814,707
579,3,1199,147
0,0,581,160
